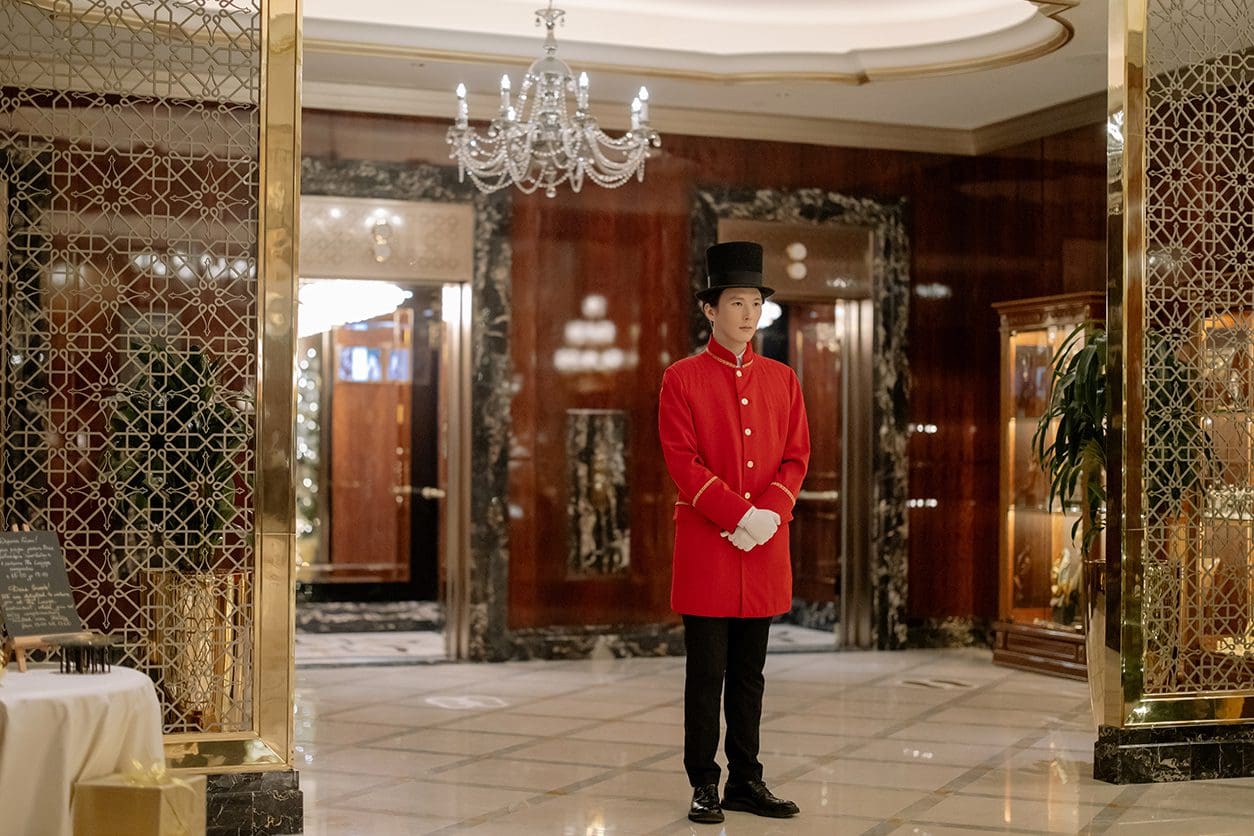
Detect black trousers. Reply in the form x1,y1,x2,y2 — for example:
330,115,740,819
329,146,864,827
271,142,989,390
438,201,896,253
682,614,772,788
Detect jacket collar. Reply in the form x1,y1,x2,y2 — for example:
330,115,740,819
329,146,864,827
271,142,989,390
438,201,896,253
704,336,755,369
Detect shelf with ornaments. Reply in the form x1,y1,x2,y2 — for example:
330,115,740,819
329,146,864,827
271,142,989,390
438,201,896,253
992,292,1104,681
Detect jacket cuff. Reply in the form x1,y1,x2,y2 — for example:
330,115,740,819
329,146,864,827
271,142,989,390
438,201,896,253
756,482,797,523
696,482,754,533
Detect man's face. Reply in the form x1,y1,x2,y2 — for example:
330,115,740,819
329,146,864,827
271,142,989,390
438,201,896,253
704,288,764,347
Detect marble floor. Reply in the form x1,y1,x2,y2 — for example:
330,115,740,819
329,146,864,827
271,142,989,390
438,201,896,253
294,648,1254,835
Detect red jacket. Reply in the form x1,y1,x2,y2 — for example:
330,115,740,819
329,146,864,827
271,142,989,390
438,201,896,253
658,337,810,617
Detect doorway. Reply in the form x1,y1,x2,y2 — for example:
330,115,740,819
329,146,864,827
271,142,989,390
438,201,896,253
757,297,874,649
294,278,468,664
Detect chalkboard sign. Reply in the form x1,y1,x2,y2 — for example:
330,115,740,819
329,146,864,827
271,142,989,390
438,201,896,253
0,530,83,638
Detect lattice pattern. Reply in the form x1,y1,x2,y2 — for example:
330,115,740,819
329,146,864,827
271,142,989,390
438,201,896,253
1,0,260,733
1141,0,1254,693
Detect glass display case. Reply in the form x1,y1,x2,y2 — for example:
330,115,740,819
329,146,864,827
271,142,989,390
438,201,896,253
993,293,1104,680
1191,312,1253,660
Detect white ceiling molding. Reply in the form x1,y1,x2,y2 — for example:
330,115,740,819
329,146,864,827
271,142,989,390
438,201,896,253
300,0,1106,154
303,1,1075,84
304,80,1105,157
304,1,1078,85
970,90,1107,154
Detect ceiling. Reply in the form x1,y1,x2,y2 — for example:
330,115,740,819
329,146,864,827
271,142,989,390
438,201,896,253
303,0,1108,155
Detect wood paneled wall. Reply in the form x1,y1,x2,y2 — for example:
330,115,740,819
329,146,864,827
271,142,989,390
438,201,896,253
303,110,1106,630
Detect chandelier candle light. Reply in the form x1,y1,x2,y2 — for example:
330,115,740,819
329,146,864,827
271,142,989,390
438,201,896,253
447,3,661,197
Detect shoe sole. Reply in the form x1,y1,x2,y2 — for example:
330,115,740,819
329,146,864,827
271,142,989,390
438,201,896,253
687,812,725,824
721,799,799,818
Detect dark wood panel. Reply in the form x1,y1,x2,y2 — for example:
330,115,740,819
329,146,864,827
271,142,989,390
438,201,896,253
507,185,690,628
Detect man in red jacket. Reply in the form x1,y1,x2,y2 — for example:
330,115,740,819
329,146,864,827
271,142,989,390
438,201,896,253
658,241,810,824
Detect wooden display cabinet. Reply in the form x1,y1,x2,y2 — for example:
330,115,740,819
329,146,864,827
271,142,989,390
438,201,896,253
992,293,1104,680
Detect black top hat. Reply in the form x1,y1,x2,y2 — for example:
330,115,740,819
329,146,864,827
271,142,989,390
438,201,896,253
697,241,775,305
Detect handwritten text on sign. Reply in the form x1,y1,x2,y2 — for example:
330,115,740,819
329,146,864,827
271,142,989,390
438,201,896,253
0,530,82,637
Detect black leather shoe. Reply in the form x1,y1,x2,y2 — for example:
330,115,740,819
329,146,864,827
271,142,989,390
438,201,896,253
688,783,725,824
721,779,800,818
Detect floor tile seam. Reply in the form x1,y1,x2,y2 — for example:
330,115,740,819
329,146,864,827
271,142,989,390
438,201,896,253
856,727,1061,828
413,685,613,712
383,739,566,766
428,712,628,734
295,716,428,733
326,795,541,829
592,709,684,727
883,720,1068,735
420,749,682,834
310,698,504,721
927,709,1087,725
838,677,1015,744
340,771,622,796
358,732,542,755
871,816,1067,835
753,663,974,732
397,696,624,715
303,728,449,749
599,701,687,726
293,739,355,758
771,738,882,783
509,747,684,799
1080,784,1152,836
784,777,1121,801
634,814,704,836
638,810,885,836
853,734,1056,836
855,818,900,836
439,675,686,716
1096,797,1254,817
938,787,1114,809
424,736,680,776
302,807,462,832
943,787,1128,802
777,758,1044,780
302,775,416,808
495,702,678,724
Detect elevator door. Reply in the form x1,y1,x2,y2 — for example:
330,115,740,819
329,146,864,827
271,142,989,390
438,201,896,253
759,298,874,647
788,303,843,605
295,282,446,602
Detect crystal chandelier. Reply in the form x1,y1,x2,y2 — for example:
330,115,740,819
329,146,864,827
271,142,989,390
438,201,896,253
446,2,661,198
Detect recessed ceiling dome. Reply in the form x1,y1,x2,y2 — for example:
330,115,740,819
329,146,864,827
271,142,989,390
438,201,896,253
303,0,1074,83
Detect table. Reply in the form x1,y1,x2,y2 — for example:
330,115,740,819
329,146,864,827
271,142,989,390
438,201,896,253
0,664,164,836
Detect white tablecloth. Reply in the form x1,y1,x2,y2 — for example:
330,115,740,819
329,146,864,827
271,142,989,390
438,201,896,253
0,664,164,836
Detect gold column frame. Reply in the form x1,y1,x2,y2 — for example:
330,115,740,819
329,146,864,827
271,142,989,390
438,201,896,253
166,0,301,771
1096,0,1254,730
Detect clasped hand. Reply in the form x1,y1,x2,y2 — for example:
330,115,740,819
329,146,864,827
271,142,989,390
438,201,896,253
720,506,781,552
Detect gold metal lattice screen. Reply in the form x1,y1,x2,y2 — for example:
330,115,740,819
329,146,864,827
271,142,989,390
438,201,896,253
0,0,261,733
1140,0,1254,694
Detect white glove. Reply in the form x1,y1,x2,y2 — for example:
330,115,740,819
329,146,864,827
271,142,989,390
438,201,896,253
739,507,781,546
722,526,757,552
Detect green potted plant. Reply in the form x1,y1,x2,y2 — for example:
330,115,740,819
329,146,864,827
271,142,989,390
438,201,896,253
1031,322,1106,627
107,342,250,572
1034,322,1210,689
105,338,252,730
1032,322,1108,557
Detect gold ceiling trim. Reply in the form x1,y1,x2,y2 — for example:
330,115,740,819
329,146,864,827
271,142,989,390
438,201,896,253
305,1,1076,87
